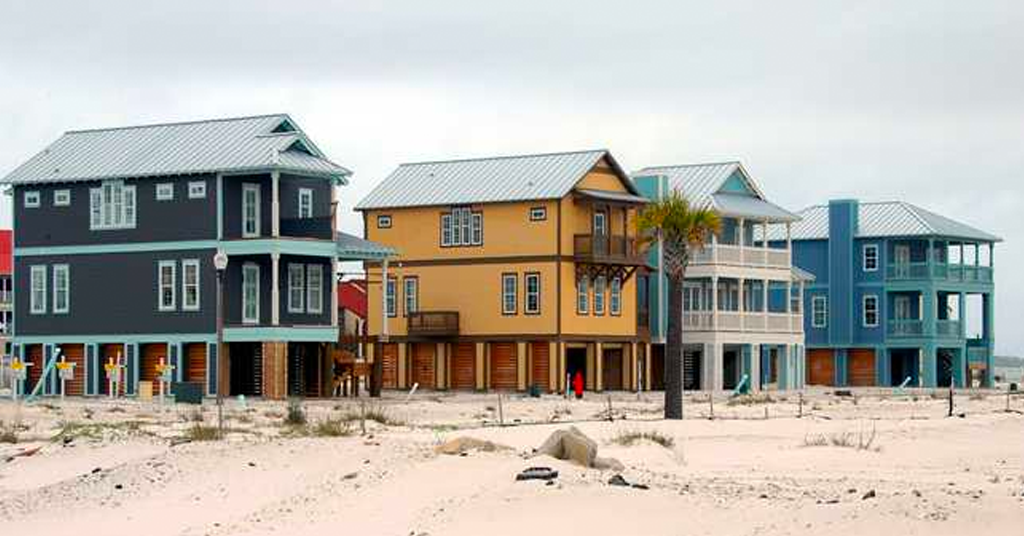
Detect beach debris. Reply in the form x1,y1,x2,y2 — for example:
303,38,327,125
435,436,510,456
862,489,876,500
516,467,559,481
534,426,624,471
609,474,630,487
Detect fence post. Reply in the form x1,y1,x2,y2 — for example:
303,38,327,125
709,392,714,420
497,392,504,426
798,392,804,419
607,395,613,422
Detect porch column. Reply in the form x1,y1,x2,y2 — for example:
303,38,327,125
927,238,935,275
516,341,527,391
711,232,718,264
762,218,770,267
738,277,746,317
475,342,486,391
594,343,604,392
785,222,792,264
737,218,745,260
381,259,389,343
762,278,769,330
750,344,761,391
271,170,280,238
331,258,339,328
271,253,280,326
958,291,966,338
786,281,793,314
548,342,559,393
711,276,719,328
711,342,723,391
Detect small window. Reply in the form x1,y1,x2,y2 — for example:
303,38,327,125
288,264,305,313
529,207,547,221
594,276,606,315
863,295,879,327
863,244,879,272
182,259,200,311
90,181,136,230
188,181,206,199
156,183,174,201
378,215,392,229
30,265,47,314
576,276,589,315
524,273,541,314
441,207,482,247
385,277,397,317
53,190,71,206
158,261,176,311
440,214,451,246
471,213,483,245
242,263,260,324
24,191,40,208
52,264,70,314
403,277,418,316
307,264,323,314
502,273,517,315
811,296,827,328
610,277,622,316
593,211,607,235
298,188,314,218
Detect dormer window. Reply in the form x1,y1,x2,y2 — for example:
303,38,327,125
441,207,482,247
90,180,136,230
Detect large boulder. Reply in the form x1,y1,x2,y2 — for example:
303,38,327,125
535,426,598,467
435,436,509,455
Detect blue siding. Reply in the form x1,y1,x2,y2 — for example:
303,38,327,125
793,240,829,284
827,200,857,346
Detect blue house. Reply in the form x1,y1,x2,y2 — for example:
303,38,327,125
788,199,999,388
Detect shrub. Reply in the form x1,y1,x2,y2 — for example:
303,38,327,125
0,420,18,444
802,425,879,452
611,429,675,448
185,424,222,441
284,398,307,426
313,418,352,437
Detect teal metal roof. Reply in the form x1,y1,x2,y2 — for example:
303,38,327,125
355,149,637,210
1,114,351,185
335,232,396,260
786,201,1002,242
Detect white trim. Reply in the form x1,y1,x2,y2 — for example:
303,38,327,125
158,260,176,311
377,214,393,229
385,276,397,317
862,294,879,328
576,275,589,315
862,243,879,272
52,264,70,314
24,191,40,208
30,265,47,314
53,189,71,206
610,277,622,316
402,276,417,316
188,181,206,199
90,180,136,230
156,183,174,201
501,273,517,315
524,273,541,314
811,295,827,328
440,214,451,246
298,187,314,219
242,183,261,238
594,275,606,315
529,207,547,221
307,264,323,314
181,259,201,311
242,263,260,324
287,263,305,313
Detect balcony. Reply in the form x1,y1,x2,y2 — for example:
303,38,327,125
888,319,924,337
936,319,962,338
0,291,11,310
689,244,791,269
574,234,645,265
682,311,802,334
887,262,993,283
407,311,460,337
280,216,334,240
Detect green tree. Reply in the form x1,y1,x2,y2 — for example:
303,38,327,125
638,189,722,419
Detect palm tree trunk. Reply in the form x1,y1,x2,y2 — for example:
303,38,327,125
664,272,684,419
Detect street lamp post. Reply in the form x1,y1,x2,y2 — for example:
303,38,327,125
213,250,229,437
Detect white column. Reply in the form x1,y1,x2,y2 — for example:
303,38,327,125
331,258,339,328
271,170,281,238
799,281,805,333
737,218,745,263
712,342,724,392
711,276,719,328
271,252,280,326
750,344,762,392
711,232,718,264
786,222,792,264
762,278,769,330
763,219,770,257
381,259,389,342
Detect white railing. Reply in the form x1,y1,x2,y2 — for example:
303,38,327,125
683,311,714,329
766,249,790,268
717,311,743,330
743,313,766,331
681,311,802,334
689,243,791,269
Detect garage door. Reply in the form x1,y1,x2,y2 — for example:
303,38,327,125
848,349,876,387
141,343,168,391
530,342,550,392
185,343,207,385
807,349,834,386
381,344,398,388
602,348,623,390
489,343,518,390
59,344,86,396
26,345,44,393
411,343,436,389
452,343,476,390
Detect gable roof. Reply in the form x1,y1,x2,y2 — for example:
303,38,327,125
355,149,637,210
786,201,1002,242
1,114,351,185
631,161,799,222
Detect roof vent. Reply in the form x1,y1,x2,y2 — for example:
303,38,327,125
272,119,296,133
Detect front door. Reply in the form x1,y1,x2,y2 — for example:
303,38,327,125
893,244,910,277
242,183,261,238
894,295,911,320
242,263,260,324
593,210,607,236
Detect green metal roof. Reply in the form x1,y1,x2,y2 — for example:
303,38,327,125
335,232,396,260
787,201,1002,242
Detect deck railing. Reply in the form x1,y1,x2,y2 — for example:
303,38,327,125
681,311,801,333
888,319,924,337
407,311,460,336
888,262,993,283
689,243,791,269
573,234,644,264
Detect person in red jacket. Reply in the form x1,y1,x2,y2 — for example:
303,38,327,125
573,370,584,400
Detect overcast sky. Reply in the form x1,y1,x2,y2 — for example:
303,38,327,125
1,1,1020,355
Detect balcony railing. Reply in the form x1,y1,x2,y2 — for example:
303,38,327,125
407,311,460,337
689,244,791,269
573,234,645,265
681,311,802,333
936,319,962,338
888,319,924,337
279,216,333,240
888,262,993,283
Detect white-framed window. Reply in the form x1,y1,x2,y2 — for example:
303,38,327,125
811,295,827,328
298,188,314,219
863,244,879,272
242,183,261,238
90,180,136,230
863,295,879,327
442,207,482,246
594,276,606,315
188,181,206,199
53,189,71,207
30,265,47,314
288,263,305,313
242,263,260,324
24,191,40,208
156,183,174,201
377,215,392,229
576,276,589,315
524,273,541,314
52,264,70,314
501,273,517,314
403,276,418,316
182,259,200,311
158,261,176,311
593,211,607,235
610,277,622,316
529,207,547,221
307,264,323,314
385,277,397,317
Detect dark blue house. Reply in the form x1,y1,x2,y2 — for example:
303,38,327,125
788,199,999,388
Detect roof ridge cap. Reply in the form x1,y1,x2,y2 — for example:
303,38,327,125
64,113,289,135
397,148,607,167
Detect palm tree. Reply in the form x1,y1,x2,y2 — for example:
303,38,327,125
638,189,721,419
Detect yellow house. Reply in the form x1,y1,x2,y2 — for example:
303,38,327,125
355,150,651,393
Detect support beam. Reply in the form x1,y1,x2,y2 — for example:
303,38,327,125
330,258,339,328
271,170,281,238
271,253,280,326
